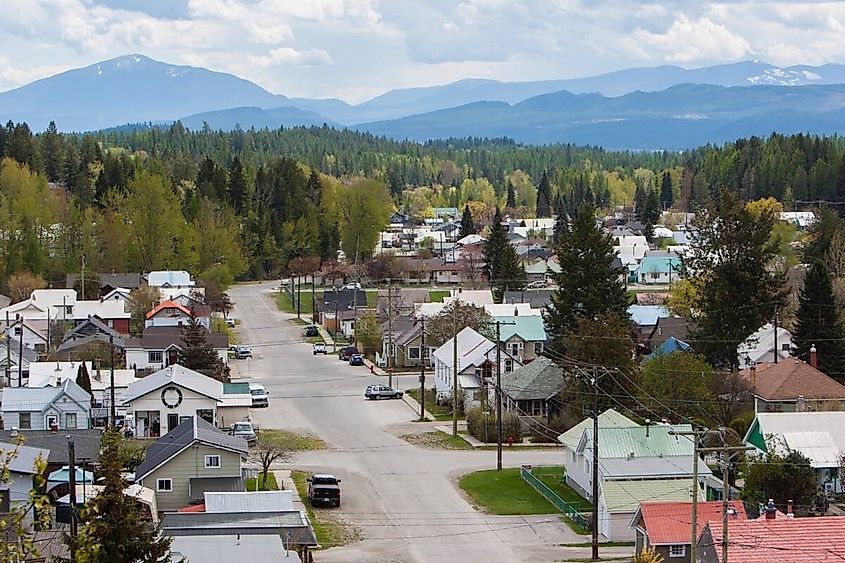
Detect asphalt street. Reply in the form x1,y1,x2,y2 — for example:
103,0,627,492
227,282,629,563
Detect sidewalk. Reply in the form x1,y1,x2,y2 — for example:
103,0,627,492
296,313,336,348
433,425,562,448
363,358,437,421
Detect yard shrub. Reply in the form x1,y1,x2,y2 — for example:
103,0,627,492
466,406,521,443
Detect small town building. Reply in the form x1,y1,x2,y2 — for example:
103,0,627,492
1,379,92,431
124,326,229,373
500,357,566,420
740,358,845,413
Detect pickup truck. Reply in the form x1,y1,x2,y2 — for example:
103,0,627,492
230,421,257,444
307,474,341,507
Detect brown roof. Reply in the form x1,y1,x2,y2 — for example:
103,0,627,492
741,358,845,401
398,258,465,272
125,325,229,350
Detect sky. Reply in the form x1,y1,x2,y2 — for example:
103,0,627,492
1,0,844,103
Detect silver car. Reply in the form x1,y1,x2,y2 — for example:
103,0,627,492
364,385,403,400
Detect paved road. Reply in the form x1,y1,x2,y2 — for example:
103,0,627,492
227,282,629,563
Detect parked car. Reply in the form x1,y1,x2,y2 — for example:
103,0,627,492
344,282,362,290
364,385,403,400
305,325,319,337
349,354,365,366
526,280,547,289
313,343,327,355
338,346,357,361
225,316,236,327
307,474,341,507
234,345,252,359
249,383,269,407
230,421,257,443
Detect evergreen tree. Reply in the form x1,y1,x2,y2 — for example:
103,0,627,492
506,181,516,208
553,197,568,244
660,170,674,209
547,204,629,345
633,178,646,218
493,243,527,299
306,169,322,205
794,261,845,379
180,314,227,381
228,156,248,213
459,204,477,238
76,363,92,400
483,207,509,284
41,121,63,182
536,171,552,217
641,188,661,241
682,190,788,368
63,428,173,562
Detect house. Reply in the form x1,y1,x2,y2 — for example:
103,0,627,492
3,319,48,353
0,336,38,383
648,317,693,352
102,287,132,302
134,416,248,512
0,289,131,337
57,316,125,354
743,411,845,494
737,323,793,367
122,364,224,437
169,536,302,563
628,305,671,344
397,257,467,285
635,251,681,285
413,300,540,319
779,211,816,229
631,500,746,563
455,234,486,247
430,327,521,410
502,289,554,309
523,259,561,285
146,270,195,289
145,300,211,329
644,336,692,361
319,288,366,333
161,511,317,552
500,357,566,419
697,514,845,563
124,326,229,372
613,230,648,270
0,428,102,474
740,358,845,413
376,288,429,320
493,315,547,362
67,272,144,295
26,361,138,422
380,317,434,369
1,379,92,431
0,440,50,521
600,478,700,541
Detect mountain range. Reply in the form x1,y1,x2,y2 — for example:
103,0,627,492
2,54,845,148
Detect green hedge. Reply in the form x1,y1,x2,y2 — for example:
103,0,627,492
466,406,521,443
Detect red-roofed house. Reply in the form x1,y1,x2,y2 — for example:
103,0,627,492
697,515,845,563
631,501,746,562
145,300,210,329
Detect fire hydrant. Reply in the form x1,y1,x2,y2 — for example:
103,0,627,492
507,436,514,447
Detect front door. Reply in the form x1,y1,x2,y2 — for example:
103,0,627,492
167,413,179,433
167,349,179,366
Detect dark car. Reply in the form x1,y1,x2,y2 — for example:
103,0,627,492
338,346,357,361
305,325,319,337
307,474,341,507
349,354,365,366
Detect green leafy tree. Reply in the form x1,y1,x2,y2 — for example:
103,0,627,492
426,300,493,347
180,314,227,382
641,188,661,241
354,311,382,350
126,286,161,334
547,205,629,345
741,446,817,513
536,171,552,217
640,352,716,423
483,207,509,284
803,206,844,265
794,261,845,379
459,204,477,239
63,428,174,562
338,179,392,263
682,190,787,368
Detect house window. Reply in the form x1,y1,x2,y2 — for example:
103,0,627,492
46,415,58,430
13,327,21,336
65,413,77,428
531,400,544,416
204,455,221,469
668,545,686,558
18,413,31,429
156,479,173,492
408,347,420,359
148,351,163,364
534,342,544,354
504,359,514,373
423,346,432,360
782,343,790,351
510,342,522,356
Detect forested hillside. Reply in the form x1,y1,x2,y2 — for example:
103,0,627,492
0,120,844,293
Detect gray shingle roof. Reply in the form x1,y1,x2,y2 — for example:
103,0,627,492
122,364,223,405
135,417,247,481
0,429,102,465
500,357,567,401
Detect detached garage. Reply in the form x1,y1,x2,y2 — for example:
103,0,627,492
598,479,698,541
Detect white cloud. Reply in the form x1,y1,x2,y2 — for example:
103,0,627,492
633,15,752,63
249,47,334,67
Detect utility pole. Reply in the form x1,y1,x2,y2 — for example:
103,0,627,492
80,254,85,301
68,437,78,562
387,280,393,389
419,315,426,420
590,367,599,561
296,273,301,319
452,303,458,437
109,335,116,427
333,284,338,353
773,304,779,364
494,319,515,471
5,311,9,387
17,318,23,387
311,272,316,324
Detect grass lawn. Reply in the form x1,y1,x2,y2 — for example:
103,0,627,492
365,290,378,308
531,466,590,511
291,470,361,549
406,388,453,420
275,290,322,315
458,467,589,516
258,429,327,451
429,290,450,302
245,471,279,491
401,430,472,450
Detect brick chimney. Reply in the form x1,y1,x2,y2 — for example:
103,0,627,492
787,500,794,518
750,364,757,392
765,498,777,519
810,344,818,368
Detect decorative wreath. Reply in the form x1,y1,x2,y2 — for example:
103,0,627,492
161,386,183,409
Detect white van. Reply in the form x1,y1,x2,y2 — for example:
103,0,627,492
249,383,269,408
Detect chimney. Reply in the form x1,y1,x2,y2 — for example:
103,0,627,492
765,499,776,519
645,419,651,437
750,364,757,391
787,500,794,518
810,344,818,368
797,395,805,412
514,307,519,317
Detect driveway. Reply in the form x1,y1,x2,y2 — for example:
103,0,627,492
227,282,630,563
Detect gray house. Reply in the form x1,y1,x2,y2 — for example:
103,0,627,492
1,379,92,431
500,357,566,419
0,439,49,521
134,417,248,512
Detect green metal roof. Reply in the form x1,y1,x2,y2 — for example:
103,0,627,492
601,478,698,513
557,409,637,449
524,261,562,274
581,424,695,458
494,315,547,342
223,382,250,395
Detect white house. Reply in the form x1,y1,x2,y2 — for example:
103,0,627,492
124,326,229,372
146,270,195,288
455,234,486,247
3,320,48,353
737,323,793,367
122,364,223,437
1,379,92,431
0,440,50,524
612,230,648,269
0,289,131,337
430,327,521,409
27,361,138,420
144,300,211,329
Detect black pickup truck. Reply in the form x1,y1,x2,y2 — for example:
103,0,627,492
307,474,342,507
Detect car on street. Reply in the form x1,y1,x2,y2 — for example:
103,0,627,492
349,354,365,366
526,280,547,288
338,346,357,361
344,282,362,290
249,383,269,407
233,345,252,359
313,343,327,355
230,421,257,443
305,325,319,337
364,385,403,400
225,316,236,327
307,474,341,507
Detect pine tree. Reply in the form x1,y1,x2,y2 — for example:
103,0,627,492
483,207,509,284
506,181,516,208
536,171,552,217
459,204,477,239
228,156,248,213
306,169,322,204
660,170,674,209
547,204,629,345
63,428,174,562
493,243,527,299
794,261,845,379
633,178,646,218
76,363,92,400
180,314,227,381
641,188,661,241
553,197,568,244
